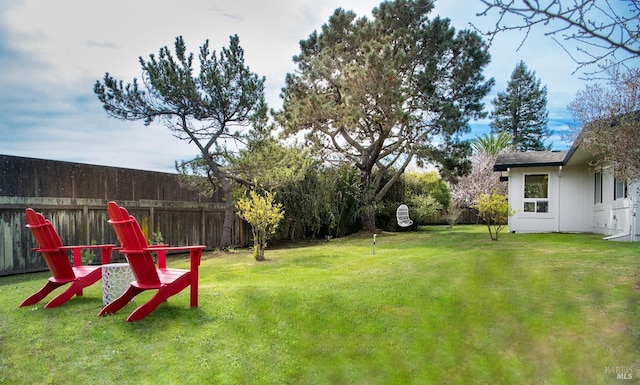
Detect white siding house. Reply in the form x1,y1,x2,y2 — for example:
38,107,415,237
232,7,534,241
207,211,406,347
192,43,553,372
494,141,639,241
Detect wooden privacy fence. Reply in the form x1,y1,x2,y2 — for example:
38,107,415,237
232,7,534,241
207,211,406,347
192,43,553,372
423,207,481,225
0,154,247,276
0,197,247,276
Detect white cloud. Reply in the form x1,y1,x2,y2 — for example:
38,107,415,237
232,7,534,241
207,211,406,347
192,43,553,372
0,0,590,172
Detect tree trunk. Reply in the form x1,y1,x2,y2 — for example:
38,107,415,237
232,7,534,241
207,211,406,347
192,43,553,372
204,158,235,248
361,203,376,231
360,170,378,231
219,183,234,249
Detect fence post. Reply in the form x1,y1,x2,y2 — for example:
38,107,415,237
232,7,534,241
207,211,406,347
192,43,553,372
149,206,155,240
83,205,90,245
200,207,206,245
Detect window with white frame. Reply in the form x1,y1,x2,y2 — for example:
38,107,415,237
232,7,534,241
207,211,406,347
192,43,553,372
524,174,549,213
594,172,602,204
614,178,627,200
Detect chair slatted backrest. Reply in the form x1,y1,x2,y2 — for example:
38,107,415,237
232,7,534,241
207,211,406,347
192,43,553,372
25,208,75,280
397,204,410,222
107,202,161,287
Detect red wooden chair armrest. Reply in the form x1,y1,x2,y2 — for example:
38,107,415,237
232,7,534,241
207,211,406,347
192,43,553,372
141,245,206,270
33,247,59,253
59,244,116,266
142,245,169,267
142,245,206,252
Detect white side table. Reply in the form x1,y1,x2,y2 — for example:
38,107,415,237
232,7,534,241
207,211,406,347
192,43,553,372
102,263,135,306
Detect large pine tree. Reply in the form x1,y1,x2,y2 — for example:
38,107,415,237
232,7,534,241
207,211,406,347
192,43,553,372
490,61,550,151
276,0,493,231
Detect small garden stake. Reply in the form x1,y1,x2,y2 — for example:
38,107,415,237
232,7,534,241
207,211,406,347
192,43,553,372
373,234,376,256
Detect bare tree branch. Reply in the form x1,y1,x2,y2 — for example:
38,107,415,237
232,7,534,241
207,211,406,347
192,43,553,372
475,0,639,74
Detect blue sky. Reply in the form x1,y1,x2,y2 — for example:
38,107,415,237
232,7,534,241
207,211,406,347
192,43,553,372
0,0,588,173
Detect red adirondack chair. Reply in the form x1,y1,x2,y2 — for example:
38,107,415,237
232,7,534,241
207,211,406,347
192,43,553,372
20,208,115,308
98,201,206,322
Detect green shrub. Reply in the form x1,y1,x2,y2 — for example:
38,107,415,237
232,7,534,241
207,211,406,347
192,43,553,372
473,193,515,240
236,189,285,261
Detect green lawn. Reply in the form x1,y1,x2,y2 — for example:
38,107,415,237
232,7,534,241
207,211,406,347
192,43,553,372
1,226,638,384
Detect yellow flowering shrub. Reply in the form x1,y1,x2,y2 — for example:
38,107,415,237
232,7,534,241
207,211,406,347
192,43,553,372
235,189,284,260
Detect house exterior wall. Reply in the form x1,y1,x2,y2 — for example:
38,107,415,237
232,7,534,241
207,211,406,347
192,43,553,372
593,174,638,239
507,166,562,233
557,163,593,233
506,163,638,240
497,139,637,241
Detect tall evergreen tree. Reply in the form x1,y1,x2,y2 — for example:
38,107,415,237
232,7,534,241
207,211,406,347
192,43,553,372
94,35,267,248
490,61,550,151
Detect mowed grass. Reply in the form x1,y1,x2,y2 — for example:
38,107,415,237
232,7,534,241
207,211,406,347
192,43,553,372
0,226,638,384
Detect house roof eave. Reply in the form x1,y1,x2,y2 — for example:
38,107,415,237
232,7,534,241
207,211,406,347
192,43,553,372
493,151,569,172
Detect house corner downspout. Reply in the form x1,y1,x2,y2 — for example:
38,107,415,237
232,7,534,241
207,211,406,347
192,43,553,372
556,165,562,233
632,184,638,242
